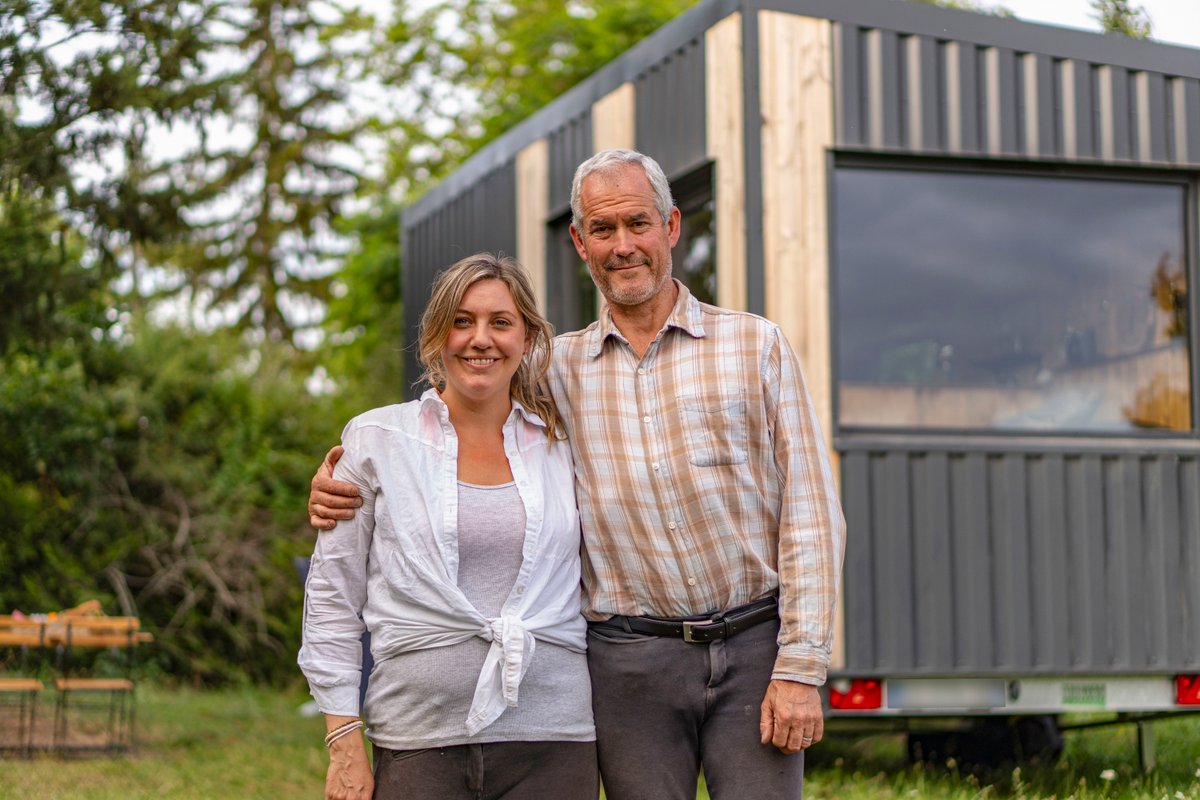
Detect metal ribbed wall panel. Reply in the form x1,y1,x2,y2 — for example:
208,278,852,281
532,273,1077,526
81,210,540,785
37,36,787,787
841,445,1200,675
548,113,592,216
635,35,708,178
834,21,1200,166
400,161,518,398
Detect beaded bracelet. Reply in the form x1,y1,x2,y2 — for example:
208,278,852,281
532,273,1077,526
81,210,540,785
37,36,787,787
324,719,364,747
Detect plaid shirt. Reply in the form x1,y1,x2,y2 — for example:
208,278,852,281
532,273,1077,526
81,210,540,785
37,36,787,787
548,281,846,684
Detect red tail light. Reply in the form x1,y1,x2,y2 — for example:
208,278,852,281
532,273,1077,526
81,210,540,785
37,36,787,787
829,678,883,710
1176,674,1200,706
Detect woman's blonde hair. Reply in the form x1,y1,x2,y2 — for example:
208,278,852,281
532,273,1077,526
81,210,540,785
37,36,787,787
417,253,562,440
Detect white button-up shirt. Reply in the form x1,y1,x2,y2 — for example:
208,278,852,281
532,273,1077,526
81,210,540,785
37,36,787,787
298,390,586,735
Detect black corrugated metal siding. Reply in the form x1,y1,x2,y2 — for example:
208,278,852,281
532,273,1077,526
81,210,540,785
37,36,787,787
841,444,1200,674
833,22,1200,166
635,35,709,179
400,161,518,397
548,112,592,216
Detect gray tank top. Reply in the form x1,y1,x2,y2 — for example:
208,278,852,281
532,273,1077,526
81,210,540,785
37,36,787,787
362,481,594,749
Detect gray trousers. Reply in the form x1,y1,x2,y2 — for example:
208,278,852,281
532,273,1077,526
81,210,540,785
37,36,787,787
371,741,598,800
587,618,805,800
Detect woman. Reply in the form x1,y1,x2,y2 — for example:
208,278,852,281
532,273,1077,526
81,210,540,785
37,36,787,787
298,254,596,800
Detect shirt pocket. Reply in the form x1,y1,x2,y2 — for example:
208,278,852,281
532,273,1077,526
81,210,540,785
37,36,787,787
678,391,748,467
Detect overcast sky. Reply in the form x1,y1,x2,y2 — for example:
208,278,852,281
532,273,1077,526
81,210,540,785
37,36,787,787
1001,0,1199,48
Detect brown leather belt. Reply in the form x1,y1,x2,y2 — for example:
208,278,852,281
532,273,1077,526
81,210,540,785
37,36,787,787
591,596,778,644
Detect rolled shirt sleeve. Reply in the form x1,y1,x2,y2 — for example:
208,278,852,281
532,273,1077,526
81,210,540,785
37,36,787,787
763,326,847,685
297,425,376,716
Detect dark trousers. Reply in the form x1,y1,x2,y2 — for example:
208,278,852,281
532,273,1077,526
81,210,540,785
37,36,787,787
587,619,805,800
371,740,598,800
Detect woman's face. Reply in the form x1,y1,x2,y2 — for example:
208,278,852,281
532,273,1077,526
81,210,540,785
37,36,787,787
440,278,530,410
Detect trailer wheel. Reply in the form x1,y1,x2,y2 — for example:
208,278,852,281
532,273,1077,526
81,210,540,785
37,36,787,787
907,716,1062,768
1015,715,1063,763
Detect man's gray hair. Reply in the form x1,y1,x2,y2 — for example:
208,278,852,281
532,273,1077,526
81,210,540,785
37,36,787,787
570,149,675,231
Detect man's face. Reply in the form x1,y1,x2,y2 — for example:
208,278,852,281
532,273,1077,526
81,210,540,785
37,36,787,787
570,163,681,310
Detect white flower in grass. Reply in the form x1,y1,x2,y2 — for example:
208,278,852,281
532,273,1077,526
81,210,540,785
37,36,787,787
1099,769,1117,781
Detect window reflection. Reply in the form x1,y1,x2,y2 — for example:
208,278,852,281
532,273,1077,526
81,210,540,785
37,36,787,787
674,195,716,305
835,167,1190,432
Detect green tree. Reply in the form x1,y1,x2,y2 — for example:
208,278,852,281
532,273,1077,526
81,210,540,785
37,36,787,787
0,315,339,683
319,0,702,404
2,0,378,341
1090,0,1153,38
909,0,1013,16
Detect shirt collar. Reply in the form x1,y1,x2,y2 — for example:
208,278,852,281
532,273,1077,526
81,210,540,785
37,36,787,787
587,279,706,359
417,387,548,430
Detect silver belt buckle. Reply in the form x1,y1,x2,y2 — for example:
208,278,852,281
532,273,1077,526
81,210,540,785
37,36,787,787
681,620,704,643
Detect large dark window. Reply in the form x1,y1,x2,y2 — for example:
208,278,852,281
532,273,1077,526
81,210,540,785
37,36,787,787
672,165,717,306
835,166,1191,433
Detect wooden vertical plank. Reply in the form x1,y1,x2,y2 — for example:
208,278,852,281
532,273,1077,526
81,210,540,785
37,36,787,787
759,10,835,448
706,12,747,313
592,83,636,154
516,139,549,309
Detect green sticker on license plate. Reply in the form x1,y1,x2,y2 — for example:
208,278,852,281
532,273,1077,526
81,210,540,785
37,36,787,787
1062,683,1107,707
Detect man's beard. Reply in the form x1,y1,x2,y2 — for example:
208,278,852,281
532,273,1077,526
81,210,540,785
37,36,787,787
591,255,672,308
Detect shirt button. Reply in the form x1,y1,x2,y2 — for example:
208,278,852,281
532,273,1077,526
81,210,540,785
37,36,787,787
668,521,677,530
687,577,697,586
642,415,651,424
637,368,645,375
652,462,660,471
516,586,524,595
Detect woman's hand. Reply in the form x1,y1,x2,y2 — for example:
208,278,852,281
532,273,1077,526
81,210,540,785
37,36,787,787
325,733,373,800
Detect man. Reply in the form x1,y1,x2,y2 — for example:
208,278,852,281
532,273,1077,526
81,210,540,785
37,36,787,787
309,149,845,799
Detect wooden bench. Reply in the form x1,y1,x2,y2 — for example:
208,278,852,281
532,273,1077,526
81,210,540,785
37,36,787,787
1,610,152,755
51,618,150,754
0,617,46,648
0,678,43,756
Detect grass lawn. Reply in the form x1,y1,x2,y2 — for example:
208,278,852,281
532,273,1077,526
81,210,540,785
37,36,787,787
3,684,1199,799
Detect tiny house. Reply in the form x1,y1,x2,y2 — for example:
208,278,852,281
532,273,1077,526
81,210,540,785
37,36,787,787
399,0,1200,760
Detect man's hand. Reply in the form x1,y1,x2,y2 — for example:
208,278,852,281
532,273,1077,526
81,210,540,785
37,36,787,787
309,446,362,530
759,680,824,754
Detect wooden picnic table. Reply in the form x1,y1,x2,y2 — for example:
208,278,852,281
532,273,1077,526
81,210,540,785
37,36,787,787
0,615,153,649
0,605,153,755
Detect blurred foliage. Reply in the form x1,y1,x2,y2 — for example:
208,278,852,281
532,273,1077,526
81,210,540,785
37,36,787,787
909,0,1014,16
1091,0,1153,38
0,258,339,683
396,0,699,150
1,0,375,340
